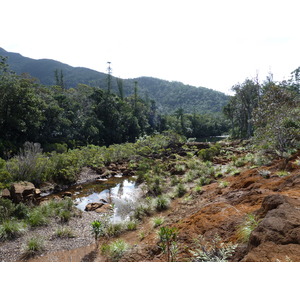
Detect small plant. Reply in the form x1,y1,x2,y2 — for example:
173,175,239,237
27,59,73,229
22,236,45,258
190,234,237,262
276,170,290,177
27,208,49,227
105,222,123,237
154,196,170,211
152,216,165,228
219,181,229,188
0,219,27,241
258,169,271,179
158,226,178,262
91,220,104,241
105,239,129,261
175,182,187,197
234,157,247,167
236,214,260,243
139,231,146,241
125,220,137,231
193,185,203,194
54,226,76,238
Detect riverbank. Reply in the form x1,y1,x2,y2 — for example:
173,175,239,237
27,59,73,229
1,141,300,262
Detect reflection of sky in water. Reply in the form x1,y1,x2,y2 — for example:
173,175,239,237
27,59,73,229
75,179,141,223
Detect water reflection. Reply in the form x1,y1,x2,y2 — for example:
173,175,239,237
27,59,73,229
74,177,141,223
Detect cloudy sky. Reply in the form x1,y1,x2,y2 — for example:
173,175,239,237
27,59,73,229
1,0,300,94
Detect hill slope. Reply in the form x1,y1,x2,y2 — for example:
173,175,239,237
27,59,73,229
0,47,228,114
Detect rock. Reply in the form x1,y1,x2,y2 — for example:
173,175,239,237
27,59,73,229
76,185,83,190
85,202,104,211
9,181,36,203
244,194,300,260
35,189,41,196
95,204,113,213
1,188,11,199
63,191,72,198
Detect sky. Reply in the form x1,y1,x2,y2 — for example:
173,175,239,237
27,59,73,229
1,0,300,94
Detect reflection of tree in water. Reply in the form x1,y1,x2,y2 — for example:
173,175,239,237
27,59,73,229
117,182,124,198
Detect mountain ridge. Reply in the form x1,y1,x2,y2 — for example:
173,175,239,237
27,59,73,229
0,47,228,114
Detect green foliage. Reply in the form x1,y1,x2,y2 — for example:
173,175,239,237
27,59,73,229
27,207,49,227
198,144,221,161
175,182,187,197
236,214,260,243
154,196,170,211
6,142,50,185
91,220,104,241
158,226,178,262
103,239,129,262
21,236,45,258
125,220,138,231
54,226,76,238
152,216,165,228
190,234,237,262
0,219,27,241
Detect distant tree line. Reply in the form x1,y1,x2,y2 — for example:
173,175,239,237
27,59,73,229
0,56,228,157
223,70,300,155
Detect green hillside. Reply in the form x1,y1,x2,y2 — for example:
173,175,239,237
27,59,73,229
0,47,228,114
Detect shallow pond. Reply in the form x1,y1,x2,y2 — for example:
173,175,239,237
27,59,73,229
70,176,142,223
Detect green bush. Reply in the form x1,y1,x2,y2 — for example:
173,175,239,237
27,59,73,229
54,226,76,238
22,236,45,258
198,144,221,161
27,207,49,227
104,239,129,261
154,196,170,211
236,214,260,243
190,234,237,262
0,219,27,241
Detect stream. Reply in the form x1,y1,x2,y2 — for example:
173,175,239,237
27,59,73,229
65,176,142,223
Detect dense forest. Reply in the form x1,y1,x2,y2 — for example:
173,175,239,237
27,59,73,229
223,69,300,156
0,47,228,114
0,55,228,157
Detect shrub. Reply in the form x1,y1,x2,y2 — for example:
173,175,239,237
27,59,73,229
105,239,129,261
6,142,50,185
54,226,76,238
175,182,187,197
258,169,271,179
125,220,138,231
158,226,178,262
154,196,170,211
22,236,45,258
27,208,49,227
0,198,16,222
236,214,260,243
0,219,27,241
105,222,123,237
190,234,237,262
152,216,164,228
219,181,229,188
198,144,221,161
91,220,104,241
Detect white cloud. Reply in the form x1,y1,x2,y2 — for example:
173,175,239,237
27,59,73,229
1,0,300,94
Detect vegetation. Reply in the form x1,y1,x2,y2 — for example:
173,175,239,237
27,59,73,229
190,234,237,262
21,236,45,258
236,214,260,243
158,226,178,262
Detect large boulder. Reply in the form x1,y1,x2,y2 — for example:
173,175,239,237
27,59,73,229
242,194,300,261
9,181,36,203
85,202,113,213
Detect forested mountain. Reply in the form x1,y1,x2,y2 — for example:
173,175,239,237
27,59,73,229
0,47,228,114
